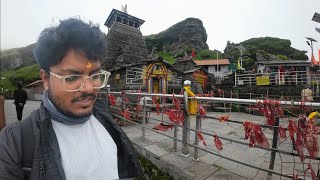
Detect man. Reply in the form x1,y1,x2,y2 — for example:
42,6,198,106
14,82,28,121
301,86,313,102
0,18,143,179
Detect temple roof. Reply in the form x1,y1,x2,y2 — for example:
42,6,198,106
104,9,145,28
194,59,230,66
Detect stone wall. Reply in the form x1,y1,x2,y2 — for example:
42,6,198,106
108,68,146,91
104,22,148,70
172,60,196,72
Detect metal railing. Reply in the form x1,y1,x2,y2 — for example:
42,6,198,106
101,88,320,179
234,70,320,86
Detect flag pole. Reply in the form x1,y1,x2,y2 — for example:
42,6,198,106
216,52,219,74
318,49,320,69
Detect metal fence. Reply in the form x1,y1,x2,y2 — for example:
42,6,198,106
234,70,320,87
102,89,320,179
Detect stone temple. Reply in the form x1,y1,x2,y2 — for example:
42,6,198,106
103,8,148,70
102,8,208,95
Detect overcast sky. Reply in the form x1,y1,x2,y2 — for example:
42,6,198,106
1,0,319,59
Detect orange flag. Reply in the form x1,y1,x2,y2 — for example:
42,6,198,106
311,53,318,65
191,49,196,58
319,49,320,64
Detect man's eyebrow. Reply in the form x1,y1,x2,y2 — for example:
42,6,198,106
90,67,102,74
59,67,102,74
60,69,82,74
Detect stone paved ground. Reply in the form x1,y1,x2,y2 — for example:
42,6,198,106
3,99,319,180
119,107,320,180
4,99,41,124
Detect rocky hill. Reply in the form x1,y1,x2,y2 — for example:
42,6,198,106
144,18,209,57
0,20,309,89
223,37,308,68
0,17,209,71
0,43,36,70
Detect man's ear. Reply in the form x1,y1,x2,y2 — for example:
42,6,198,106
40,69,49,90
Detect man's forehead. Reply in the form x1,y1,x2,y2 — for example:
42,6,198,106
59,50,100,64
52,61,101,74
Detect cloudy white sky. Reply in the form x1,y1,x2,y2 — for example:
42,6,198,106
1,0,319,59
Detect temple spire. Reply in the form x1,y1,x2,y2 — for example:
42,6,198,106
121,4,127,14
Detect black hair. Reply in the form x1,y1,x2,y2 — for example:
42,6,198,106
17,82,22,89
33,18,107,72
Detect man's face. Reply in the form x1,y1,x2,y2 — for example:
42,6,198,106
40,50,101,118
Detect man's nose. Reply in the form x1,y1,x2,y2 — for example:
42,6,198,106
80,78,94,93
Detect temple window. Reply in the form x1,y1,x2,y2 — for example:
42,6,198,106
123,19,128,25
116,17,122,23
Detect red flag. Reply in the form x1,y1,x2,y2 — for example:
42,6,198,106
311,53,318,65
197,131,207,146
213,135,223,151
153,123,173,131
156,103,160,115
278,125,286,139
318,49,320,64
191,49,196,58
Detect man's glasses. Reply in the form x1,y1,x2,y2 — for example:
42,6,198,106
49,70,111,92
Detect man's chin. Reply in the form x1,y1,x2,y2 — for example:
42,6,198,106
68,112,92,118
65,107,93,118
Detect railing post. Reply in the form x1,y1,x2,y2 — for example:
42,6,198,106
106,85,110,96
161,107,164,122
142,98,146,137
307,70,312,85
121,92,126,124
249,92,252,114
181,89,190,156
234,72,237,87
193,115,201,161
267,117,280,180
236,92,240,112
173,123,178,151
223,90,226,110
278,69,281,85
229,90,233,112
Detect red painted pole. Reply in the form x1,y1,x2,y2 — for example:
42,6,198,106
0,95,6,130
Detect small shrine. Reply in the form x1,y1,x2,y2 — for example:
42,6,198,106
107,57,183,93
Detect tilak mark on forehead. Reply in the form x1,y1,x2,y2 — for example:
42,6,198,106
86,61,92,69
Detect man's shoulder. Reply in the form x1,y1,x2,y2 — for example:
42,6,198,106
2,121,21,130
0,121,21,141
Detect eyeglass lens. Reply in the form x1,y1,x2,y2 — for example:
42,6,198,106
64,73,107,91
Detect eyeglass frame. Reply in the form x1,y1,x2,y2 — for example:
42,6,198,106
49,70,111,92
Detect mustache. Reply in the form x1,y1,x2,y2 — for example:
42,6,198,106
72,93,97,103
